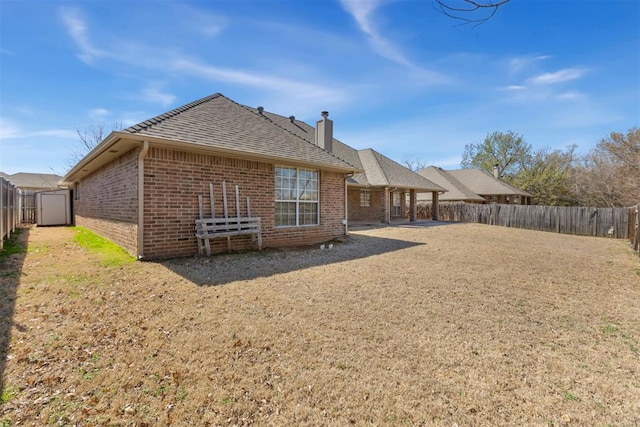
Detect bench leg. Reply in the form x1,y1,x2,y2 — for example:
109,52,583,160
204,237,211,256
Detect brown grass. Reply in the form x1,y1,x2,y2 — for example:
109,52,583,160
1,223,639,426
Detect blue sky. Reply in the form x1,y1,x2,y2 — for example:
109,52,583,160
1,0,639,176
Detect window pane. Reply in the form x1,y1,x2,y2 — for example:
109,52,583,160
299,202,319,225
275,202,296,226
298,169,318,201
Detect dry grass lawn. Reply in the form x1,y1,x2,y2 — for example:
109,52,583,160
1,222,639,426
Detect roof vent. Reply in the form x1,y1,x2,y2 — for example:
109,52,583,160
289,115,295,123
321,111,329,118
257,106,264,115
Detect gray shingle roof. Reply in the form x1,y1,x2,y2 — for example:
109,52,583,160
123,93,358,172
447,168,532,197
354,149,445,191
416,166,486,202
247,108,443,191
0,172,62,190
249,108,364,169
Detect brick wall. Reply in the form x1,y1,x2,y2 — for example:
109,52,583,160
141,148,347,259
74,148,139,255
347,188,384,222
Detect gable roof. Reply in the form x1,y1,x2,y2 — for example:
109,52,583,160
247,108,444,192
0,172,61,190
352,149,445,191
63,93,360,185
447,168,532,197
122,93,358,172
416,166,486,202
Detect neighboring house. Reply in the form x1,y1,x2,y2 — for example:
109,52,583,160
250,109,446,223
416,166,532,205
0,172,61,193
61,93,443,259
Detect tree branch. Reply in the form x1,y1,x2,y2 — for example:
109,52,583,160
434,0,511,26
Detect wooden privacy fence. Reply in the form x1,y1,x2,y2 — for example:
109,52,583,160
20,192,37,224
418,203,631,239
1,177,21,250
629,204,639,257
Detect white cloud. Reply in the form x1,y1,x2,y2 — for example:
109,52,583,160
60,7,104,64
528,68,587,85
171,58,351,107
555,91,586,101
171,3,227,38
339,0,412,67
0,118,76,140
57,7,356,109
137,85,176,107
508,54,550,74
339,0,448,85
89,108,111,119
0,118,21,139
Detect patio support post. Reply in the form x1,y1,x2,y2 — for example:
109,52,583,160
382,187,390,223
432,191,439,220
409,189,416,222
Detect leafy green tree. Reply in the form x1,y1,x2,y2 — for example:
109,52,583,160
513,146,579,206
461,130,532,179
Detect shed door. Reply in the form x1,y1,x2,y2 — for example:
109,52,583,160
40,194,67,226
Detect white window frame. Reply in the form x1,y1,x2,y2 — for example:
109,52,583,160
275,166,320,227
393,192,402,217
360,189,370,207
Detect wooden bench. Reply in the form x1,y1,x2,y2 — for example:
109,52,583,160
195,217,262,256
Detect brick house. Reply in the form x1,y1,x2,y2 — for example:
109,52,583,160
62,93,443,259
416,166,532,205
250,109,446,223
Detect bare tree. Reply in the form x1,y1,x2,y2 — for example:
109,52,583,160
574,128,640,207
434,0,511,26
70,121,122,167
403,159,430,172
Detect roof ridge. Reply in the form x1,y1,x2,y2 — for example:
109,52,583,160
236,103,361,170
360,148,390,186
124,93,223,133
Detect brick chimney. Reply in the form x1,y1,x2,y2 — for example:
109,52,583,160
315,111,333,152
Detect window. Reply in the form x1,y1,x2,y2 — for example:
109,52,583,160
275,166,319,227
360,189,370,207
393,192,402,217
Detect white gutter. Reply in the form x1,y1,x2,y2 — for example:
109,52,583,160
343,173,354,235
137,141,149,259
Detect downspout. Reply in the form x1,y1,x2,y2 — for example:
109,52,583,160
344,173,354,235
137,140,150,259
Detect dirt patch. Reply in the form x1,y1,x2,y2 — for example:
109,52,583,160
1,223,639,426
